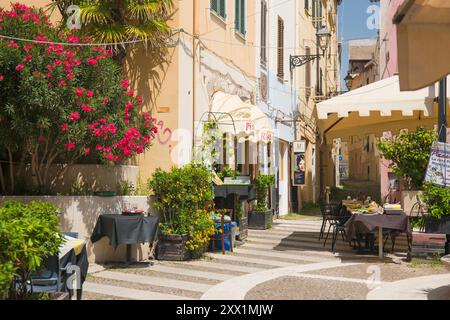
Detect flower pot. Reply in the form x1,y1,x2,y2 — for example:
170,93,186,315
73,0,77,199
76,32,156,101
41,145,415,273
425,216,450,235
248,210,273,230
156,234,190,261
49,292,70,300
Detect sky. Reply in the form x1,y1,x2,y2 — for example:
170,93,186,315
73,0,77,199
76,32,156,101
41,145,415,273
338,0,379,90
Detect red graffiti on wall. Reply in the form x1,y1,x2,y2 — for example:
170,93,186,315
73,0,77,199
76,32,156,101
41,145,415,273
150,119,173,149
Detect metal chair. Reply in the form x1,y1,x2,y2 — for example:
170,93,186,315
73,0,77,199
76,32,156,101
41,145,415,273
329,206,352,254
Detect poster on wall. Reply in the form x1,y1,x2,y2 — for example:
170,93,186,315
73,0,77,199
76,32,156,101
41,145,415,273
424,141,450,187
292,141,306,186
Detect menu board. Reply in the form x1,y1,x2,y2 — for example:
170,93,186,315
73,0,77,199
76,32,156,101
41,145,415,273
292,141,306,186
425,141,450,187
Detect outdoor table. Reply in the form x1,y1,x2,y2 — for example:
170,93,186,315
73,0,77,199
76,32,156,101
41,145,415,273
344,213,412,259
90,214,159,264
47,235,88,300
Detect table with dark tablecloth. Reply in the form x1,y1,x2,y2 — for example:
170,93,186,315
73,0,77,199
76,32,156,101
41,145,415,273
91,214,159,249
345,213,412,241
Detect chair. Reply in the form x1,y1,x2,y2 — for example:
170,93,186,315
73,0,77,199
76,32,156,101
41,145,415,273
210,209,234,255
319,202,334,241
323,203,342,247
329,206,352,254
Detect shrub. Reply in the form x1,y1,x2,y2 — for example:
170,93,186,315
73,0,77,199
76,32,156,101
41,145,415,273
0,4,158,194
421,182,450,219
0,201,64,300
255,174,274,211
377,127,436,189
148,163,215,254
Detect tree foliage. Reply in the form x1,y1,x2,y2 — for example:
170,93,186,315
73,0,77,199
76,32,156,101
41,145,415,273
377,127,436,190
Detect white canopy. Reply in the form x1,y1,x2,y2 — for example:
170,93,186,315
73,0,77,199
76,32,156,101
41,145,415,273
316,76,450,120
395,0,450,90
210,91,274,142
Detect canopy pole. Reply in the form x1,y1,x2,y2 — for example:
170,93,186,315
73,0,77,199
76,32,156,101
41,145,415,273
439,78,447,143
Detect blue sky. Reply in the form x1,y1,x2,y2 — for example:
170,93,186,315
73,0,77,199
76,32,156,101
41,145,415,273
338,0,379,90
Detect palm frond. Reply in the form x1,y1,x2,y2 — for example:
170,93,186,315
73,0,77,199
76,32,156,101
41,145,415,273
80,3,112,25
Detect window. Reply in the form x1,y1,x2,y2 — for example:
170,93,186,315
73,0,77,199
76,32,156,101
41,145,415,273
211,0,226,19
312,0,322,26
235,0,246,36
305,46,311,97
277,16,285,80
305,0,309,11
260,0,267,65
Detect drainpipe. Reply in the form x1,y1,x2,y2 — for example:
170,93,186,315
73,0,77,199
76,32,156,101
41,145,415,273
192,0,198,160
439,78,447,143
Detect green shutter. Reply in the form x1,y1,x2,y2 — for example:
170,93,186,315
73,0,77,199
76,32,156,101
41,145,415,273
235,0,246,35
211,0,226,19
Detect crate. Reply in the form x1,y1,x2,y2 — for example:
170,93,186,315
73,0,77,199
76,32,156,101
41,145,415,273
156,235,191,261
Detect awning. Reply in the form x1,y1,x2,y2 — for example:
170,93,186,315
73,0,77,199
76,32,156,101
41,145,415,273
210,91,274,142
395,0,450,90
316,75,449,120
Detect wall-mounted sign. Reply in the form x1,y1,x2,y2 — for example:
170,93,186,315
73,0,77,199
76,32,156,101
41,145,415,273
425,141,450,187
292,141,306,186
260,73,268,102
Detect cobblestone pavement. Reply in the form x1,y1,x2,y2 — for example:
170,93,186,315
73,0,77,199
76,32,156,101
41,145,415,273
83,218,450,300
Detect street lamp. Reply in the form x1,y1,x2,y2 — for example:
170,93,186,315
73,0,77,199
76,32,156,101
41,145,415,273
316,26,331,53
290,25,331,70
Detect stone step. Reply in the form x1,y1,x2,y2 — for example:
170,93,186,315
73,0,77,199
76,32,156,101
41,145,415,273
233,247,331,263
147,264,233,281
171,260,265,274
83,282,192,300
205,252,300,267
241,242,339,257
94,271,212,293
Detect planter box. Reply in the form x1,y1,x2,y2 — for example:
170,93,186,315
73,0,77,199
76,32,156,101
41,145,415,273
49,292,70,300
248,210,273,230
411,232,447,259
156,234,190,261
425,216,450,235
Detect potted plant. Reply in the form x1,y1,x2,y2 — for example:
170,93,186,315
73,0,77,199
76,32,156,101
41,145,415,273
0,201,65,300
377,127,436,212
421,183,450,235
249,175,274,230
148,163,216,261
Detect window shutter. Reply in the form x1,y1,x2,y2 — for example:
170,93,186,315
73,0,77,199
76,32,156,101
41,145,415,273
240,0,245,34
220,0,226,18
235,0,240,31
211,0,217,13
260,1,267,64
305,0,309,11
277,17,284,79
305,46,311,97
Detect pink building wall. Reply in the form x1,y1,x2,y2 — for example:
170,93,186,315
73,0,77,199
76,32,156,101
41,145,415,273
379,0,404,200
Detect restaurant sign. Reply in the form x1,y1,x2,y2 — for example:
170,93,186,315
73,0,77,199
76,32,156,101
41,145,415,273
424,141,450,187
292,141,306,186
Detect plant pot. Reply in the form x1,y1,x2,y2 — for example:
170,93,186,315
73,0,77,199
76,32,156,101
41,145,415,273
49,292,70,300
248,210,273,230
425,216,450,234
156,234,190,261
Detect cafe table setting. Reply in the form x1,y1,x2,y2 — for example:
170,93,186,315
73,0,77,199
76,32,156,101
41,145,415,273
343,199,412,259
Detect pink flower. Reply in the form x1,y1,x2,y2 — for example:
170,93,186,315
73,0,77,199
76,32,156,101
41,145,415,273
81,104,93,112
37,135,46,143
121,79,130,88
58,80,66,87
84,147,91,155
66,142,76,151
61,123,68,131
16,64,24,71
126,90,135,97
87,58,98,66
99,118,107,124
67,73,76,80
86,90,94,98
68,112,80,121
75,88,84,97
102,98,109,105
152,126,158,134
95,144,103,151
0,75,4,81
137,96,143,104
107,123,117,134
